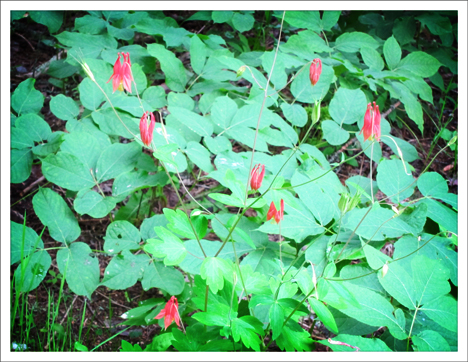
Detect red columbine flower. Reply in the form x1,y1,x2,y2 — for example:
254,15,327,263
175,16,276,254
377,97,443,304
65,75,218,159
309,58,322,86
155,296,181,330
360,101,381,142
140,111,156,146
267,199,284,224
250,164,265,191
107,52,133,93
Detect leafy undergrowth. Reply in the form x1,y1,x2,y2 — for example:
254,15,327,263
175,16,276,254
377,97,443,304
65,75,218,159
9,9,458,353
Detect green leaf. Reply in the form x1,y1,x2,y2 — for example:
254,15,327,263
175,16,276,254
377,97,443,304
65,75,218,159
309,297,339,334
168,106,213,138
269,303,285,340
42,152,96,191
60,131,104,172
412,256,450,306
145,332,174,352
140,214,169,241
284,11,321,32
419,198,457,233
11,148,33,183
144,227,187,266
142,86,167,109
112,170,167,197
396,51,441,77
180,238,254,276
190,35,207,74
322,11,341,31
329,306,377,336
163,208,197,239
56,242,99,298
210,95,238,130
47,59,79,78
107,24,134,41
361,46,384,71
324,283,407,340
95,142,141,182
32,132,64,157
74,341,89,352
30,11,63,33
420,295,457,333
74,14,107,34
79,78,105,111
14,250,51,292
335,32,379,53
417,172,448,196
185,141,214,173
259,214,324,243
376,158,415,203
100,250,149,290
74,190,117,218
151,143,179,168
294,180,337,226
200,257,233,294
329,87,368,126
141,261,185,295
322,120,350,146
340,263,386,296
404,76,433,104
281,103,307,127
416,13,452,35
11,11,26,21
147,43,187,92
105,93,152,117
103,220,141,254
231,317,262,351
344,205,413,241
383,36,401,70
382,135,419,163
32,188,81,244
10,221,44,265
12,114,52,149
281,30,330,59
346,175,378,203
50,94,79,121
11,78,44,116
275,322,313,351
412,330,451,352
192,308,231,327
232,12,254,33
391,82,424,132
212,11,233,23
425,235,458,286
57,33,117,64
319,334,392,351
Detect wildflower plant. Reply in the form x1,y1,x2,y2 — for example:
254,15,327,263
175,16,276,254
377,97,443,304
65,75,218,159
9,9,459,353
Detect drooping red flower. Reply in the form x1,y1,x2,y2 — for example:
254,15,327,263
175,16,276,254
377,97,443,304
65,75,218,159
121,52,133,93
140,111,156,146
360,101,381,142
309,58,322,86
107,52,133,93
267,199,284,224
250,164,265,191
154,296,180,330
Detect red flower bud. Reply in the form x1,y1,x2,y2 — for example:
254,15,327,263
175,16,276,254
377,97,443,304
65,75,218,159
309,58,322,86
250,164,265,191
154,296,180,330
360,101,381,142
267,199,284,224
140,111,156,146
